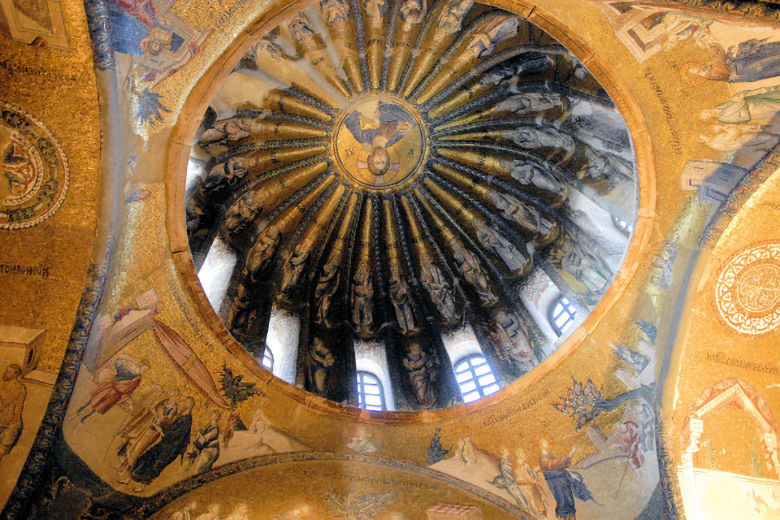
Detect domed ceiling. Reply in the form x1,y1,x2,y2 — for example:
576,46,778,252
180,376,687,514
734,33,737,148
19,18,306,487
185,0,638,411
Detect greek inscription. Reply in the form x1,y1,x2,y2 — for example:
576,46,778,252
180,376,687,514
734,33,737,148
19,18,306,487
0,263,51,278
0,61,78,83
644,68,683,155
705,351,778,375
213,0,253,32
482,389,550,427
289,467,438,489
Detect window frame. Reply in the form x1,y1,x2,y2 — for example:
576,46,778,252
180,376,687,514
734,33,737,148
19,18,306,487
260,346,274,371
453,354,500,403
356,370,386,411
549,295,577,336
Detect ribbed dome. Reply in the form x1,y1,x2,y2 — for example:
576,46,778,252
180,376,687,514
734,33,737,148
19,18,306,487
185,0,637,411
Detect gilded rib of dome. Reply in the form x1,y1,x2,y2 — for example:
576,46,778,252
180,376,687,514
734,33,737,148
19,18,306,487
185,0,638,411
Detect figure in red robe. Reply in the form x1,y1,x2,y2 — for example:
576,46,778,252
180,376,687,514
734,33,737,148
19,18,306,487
74,355,149,423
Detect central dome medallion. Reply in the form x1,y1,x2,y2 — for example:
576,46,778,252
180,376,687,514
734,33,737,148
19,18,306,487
185,0,638,412
333,96,427,190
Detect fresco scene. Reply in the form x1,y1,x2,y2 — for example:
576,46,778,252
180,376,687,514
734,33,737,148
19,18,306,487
0,0,777,519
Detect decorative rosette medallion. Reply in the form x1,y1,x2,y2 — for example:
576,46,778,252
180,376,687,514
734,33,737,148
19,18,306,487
716,243,780,335
0,101,69,230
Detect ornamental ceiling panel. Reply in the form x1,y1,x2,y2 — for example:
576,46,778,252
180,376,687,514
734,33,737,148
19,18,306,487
184,0,639,411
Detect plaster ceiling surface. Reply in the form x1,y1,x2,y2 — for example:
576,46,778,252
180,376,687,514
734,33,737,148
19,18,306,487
184,0,639,411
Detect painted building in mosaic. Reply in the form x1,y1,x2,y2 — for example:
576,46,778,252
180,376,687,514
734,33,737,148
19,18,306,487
0,0,779,518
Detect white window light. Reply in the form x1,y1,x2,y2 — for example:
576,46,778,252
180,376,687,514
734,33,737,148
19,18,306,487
453,354,500,403
550,295,577,336
261,346,274,370
198,236,238,312
356,370,386,411
265,309,300,383
612,215,634,235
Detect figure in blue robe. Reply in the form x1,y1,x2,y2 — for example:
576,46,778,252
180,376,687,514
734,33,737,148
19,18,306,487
107,1,151,55
697,39,780,83
539,441,598,519
129,398,194,484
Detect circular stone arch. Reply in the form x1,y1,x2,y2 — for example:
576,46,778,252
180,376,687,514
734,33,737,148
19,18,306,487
165,0,656,423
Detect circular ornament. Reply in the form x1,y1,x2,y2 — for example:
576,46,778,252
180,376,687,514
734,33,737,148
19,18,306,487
332,96,427,192
0,101,70,230
715,242,780,335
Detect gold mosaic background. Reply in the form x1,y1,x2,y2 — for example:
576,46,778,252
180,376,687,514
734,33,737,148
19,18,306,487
0,1,778,519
